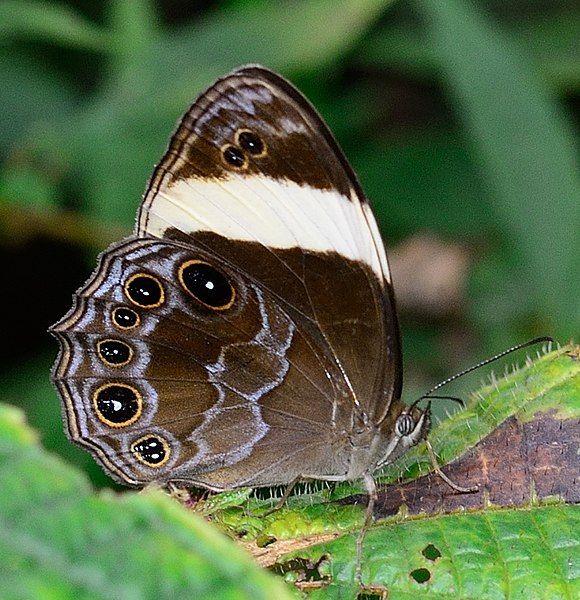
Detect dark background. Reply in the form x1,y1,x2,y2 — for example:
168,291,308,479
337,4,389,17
0,0,578,488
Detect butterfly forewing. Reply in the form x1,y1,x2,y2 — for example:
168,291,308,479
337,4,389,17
139,66,401,424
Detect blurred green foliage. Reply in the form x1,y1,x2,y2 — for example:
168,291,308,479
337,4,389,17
0,0,578,489
0,404,295,600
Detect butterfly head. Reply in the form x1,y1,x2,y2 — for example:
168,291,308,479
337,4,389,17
375,402,431,470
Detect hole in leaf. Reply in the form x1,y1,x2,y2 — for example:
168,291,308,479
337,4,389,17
422,543,442,561
356,589,388,600
410,567,431,583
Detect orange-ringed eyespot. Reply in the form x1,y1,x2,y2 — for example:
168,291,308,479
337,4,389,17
112,306,139,329
124,273,164,308
178,260,235,310
97,339,133,367
93,383,142,427
131,435,170,467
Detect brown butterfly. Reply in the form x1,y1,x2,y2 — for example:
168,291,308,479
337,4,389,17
51,66,430,514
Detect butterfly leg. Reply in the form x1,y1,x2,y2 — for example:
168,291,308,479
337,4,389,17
425,439,478,493
355,472,377,587
259,476,302,517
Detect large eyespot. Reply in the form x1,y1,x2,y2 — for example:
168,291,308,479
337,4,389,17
237,130,266,157
222,145,246,168
111,306,140,330
124,273,164,308
97,339,133,367
178,260,235,310
93,383,142,428
131,435,170,467
396,413,415,437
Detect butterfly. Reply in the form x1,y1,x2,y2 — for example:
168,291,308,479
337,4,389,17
50,65,430,500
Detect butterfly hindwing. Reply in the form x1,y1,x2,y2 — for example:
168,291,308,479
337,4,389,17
52,237,362,488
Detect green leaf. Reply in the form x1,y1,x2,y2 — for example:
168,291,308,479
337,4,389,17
150,0,395,109
301,505,579,598
358,10,580,92
0,49,76,154
233,345,579,597
509,12,580,92
1,342,577,597
0,162,57,210
44,0,395,226
106,0,159,98
378,342,579,485
349,131,491,239
356,22,440,80
0,403,295,600
213,345,578,527
413,0,580,337
0,0,111,52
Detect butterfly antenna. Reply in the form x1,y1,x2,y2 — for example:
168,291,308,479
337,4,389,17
419,336,553,402
413,336,553,494
410,394,464,410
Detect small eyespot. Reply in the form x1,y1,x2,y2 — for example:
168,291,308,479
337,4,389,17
222,145,246,168
112,306,140,329
131,435,170,467
178,260,235,310
396,413,415,437
97,339,133,367
93,383,142,428
124,273,164,308
237,130,265,156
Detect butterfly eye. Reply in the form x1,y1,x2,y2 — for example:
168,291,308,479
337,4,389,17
124,273,165,308
93,383,142,428
131,435,171,467
111,306,140,329
237,130,266,156
222,145,246,168
396,413,416,437
178,260,235,310
97,339,133,367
